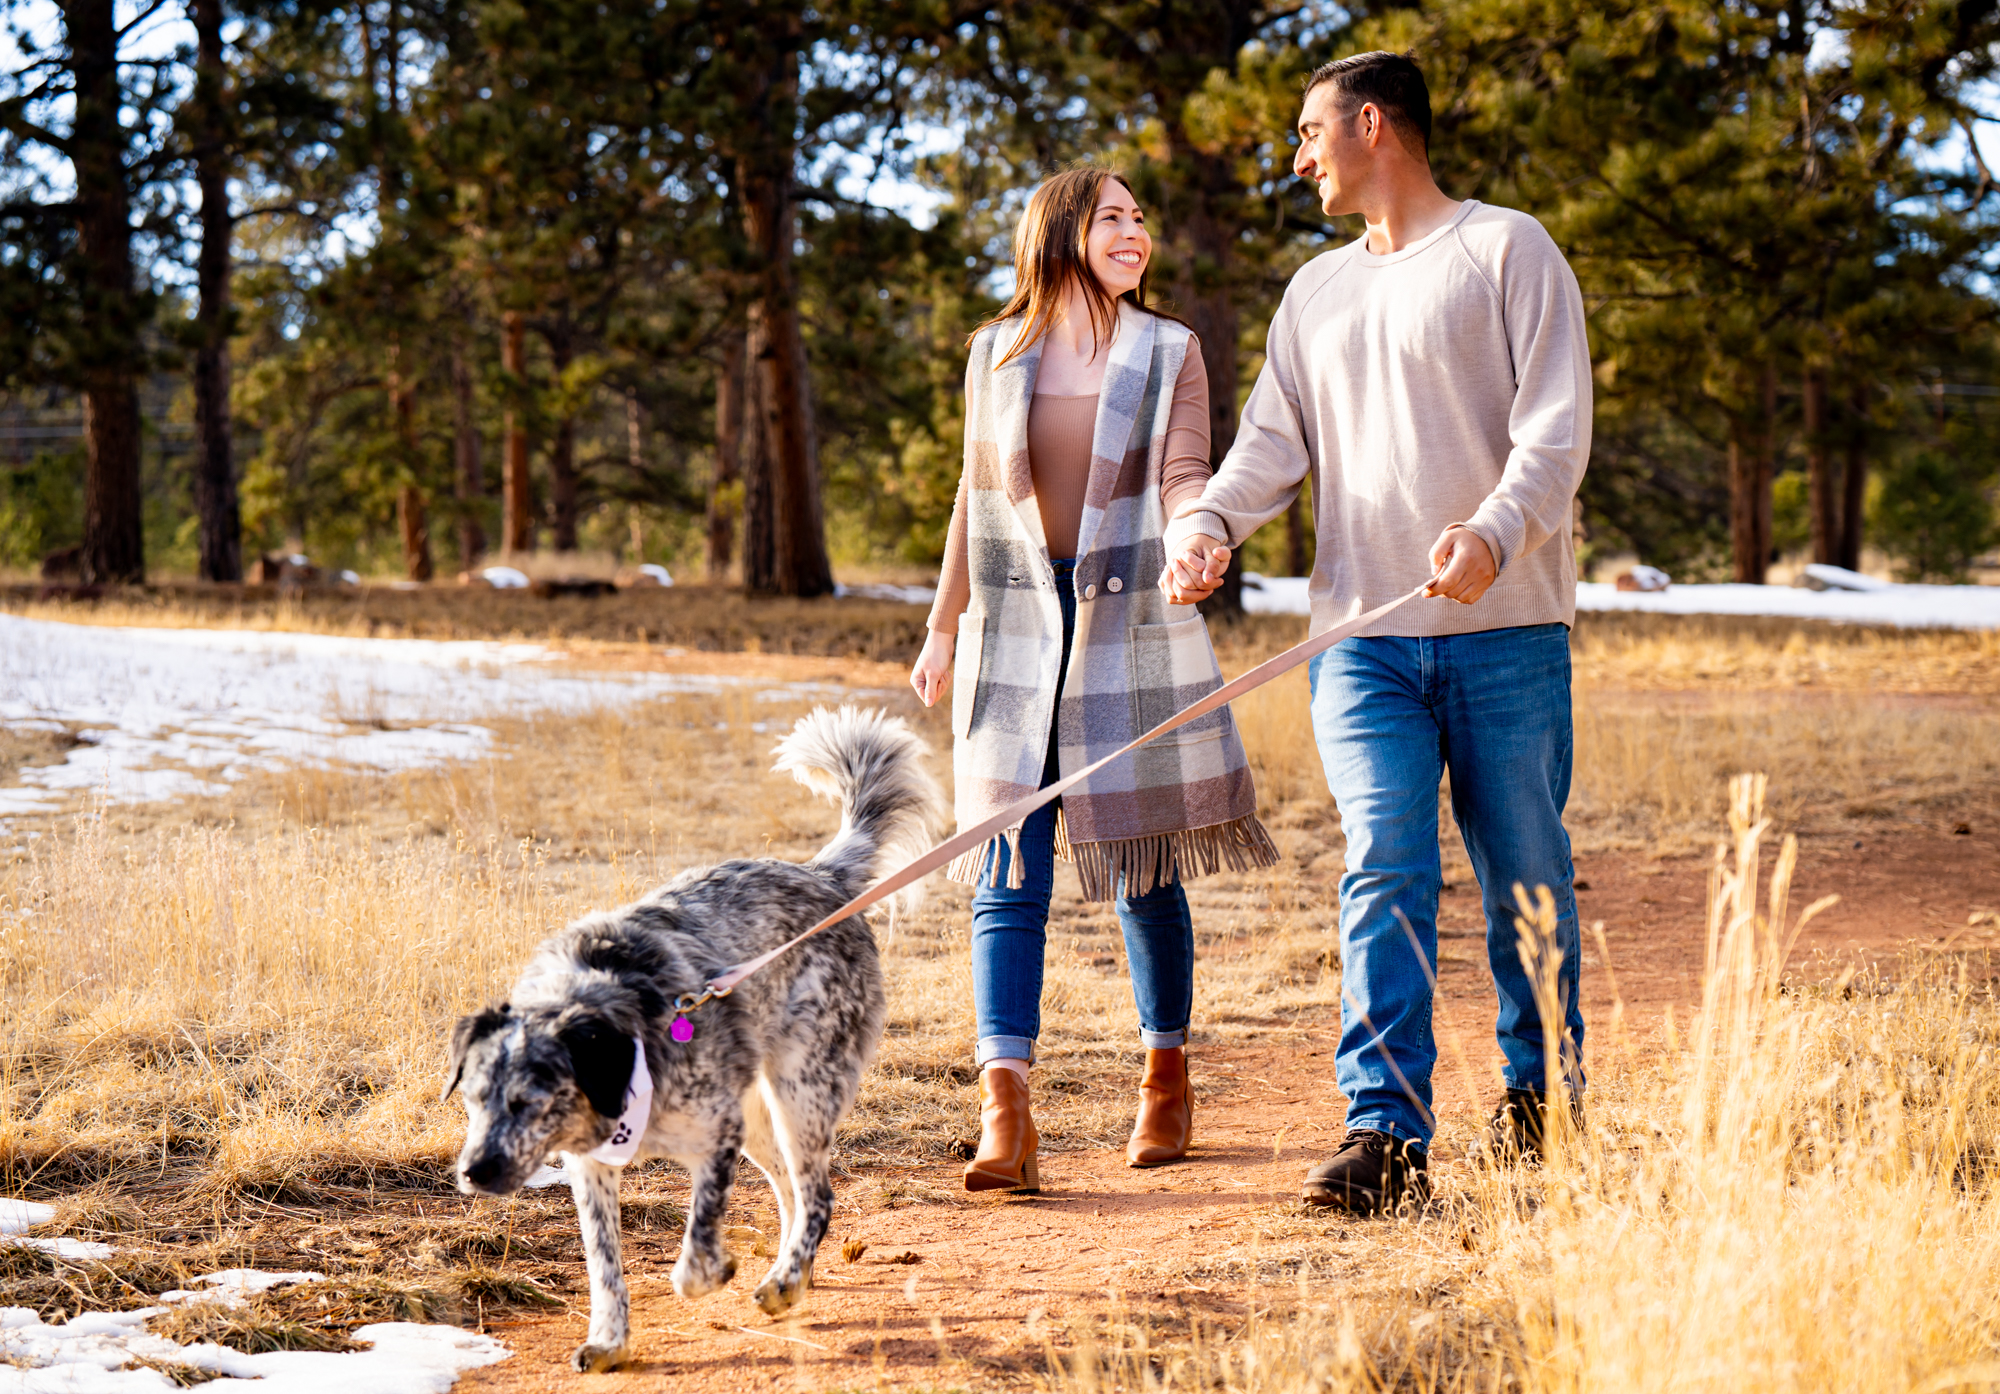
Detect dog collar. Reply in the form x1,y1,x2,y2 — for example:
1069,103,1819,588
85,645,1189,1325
585,1034,653,1167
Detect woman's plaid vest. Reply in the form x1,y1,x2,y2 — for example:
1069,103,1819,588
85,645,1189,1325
944,304,1278,900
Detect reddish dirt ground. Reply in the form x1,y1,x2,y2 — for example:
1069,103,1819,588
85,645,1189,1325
457,822,2000,1393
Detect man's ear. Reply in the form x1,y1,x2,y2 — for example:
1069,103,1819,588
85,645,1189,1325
442,1004,510,1101
557,1010,636,1120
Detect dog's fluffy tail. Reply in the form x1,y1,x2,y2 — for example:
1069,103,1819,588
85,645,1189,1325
772,705,947,921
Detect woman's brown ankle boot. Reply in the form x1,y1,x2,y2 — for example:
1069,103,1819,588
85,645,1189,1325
964,1067,1040,1193
1126,1047,1192,1167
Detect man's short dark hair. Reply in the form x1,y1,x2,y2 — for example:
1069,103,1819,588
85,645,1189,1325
1305,51,1432,156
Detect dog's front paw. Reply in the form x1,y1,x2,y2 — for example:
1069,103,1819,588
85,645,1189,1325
671,1248,738,1299
570,1341,630,1373
753,1258,814,1317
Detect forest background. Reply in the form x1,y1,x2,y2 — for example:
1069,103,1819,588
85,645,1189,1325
5,0,2000,600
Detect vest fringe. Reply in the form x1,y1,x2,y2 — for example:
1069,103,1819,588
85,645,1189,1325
944,813,1278,901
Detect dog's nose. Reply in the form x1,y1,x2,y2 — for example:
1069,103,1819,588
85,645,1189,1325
463,1153,506,1187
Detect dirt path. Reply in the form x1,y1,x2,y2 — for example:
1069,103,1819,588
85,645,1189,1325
457,822,2000,1392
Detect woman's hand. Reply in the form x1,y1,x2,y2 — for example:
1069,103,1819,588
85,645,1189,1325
911,630,956,707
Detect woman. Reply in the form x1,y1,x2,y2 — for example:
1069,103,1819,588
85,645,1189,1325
910,167,1278,1193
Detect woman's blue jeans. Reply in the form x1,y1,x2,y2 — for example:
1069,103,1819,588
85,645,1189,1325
970,558,1196,1066
1307,622,1585,1145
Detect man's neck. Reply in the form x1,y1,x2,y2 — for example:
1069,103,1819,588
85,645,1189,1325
1355,175,1463,256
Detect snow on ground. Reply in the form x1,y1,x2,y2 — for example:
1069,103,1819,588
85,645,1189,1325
0,616,877,820
1238,573,2000,628
0,1204,508,1394
0,1307,507,1393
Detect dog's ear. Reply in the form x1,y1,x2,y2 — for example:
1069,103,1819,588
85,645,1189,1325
558,1010,636,1120
442,1005,511,1102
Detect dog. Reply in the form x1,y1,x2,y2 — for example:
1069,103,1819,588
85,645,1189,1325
444,705,944,1372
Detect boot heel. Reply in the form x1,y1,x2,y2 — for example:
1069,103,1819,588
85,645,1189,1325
1018,1149,1040,1193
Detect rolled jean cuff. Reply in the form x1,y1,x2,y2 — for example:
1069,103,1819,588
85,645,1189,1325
1345,1115,1430,1147
1140,1028,1188,1050
976,1035,1036,1067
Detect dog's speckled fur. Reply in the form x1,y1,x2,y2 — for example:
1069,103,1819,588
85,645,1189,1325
444,706,944,1372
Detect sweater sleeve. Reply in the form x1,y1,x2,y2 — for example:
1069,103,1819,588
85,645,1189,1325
925,470,971,635
1168,297,1310,552
1456,227,1593,571
1159,343,1213,515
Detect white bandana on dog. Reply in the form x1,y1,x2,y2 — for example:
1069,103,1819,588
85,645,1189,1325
585,1035,653,1167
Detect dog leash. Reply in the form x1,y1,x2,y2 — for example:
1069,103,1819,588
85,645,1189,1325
666,580,1438,1034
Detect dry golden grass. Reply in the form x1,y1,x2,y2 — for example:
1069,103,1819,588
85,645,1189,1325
0,604,1996,1381
1043,782,2000,1394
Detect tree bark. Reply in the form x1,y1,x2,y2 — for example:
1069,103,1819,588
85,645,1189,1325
739,317,776,591
1174,146,1245,619
1804,366,1835,565
708,326,745,580
189,0,240,582
501,310,533,553
1284,491,1309,578
1840,381,1869,572
70,0,145,584
398,484,433,581
734,13,832,598
451,344,484,566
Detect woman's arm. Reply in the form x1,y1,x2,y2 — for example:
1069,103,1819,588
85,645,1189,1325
913,473,972,706
1160,344,1212,517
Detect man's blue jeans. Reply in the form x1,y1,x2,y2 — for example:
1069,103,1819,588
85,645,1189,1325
969,557,1196,1066
1307,622,1584,1145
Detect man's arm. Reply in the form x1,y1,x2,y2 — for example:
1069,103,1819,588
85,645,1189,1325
1452,225,1593,577
1159,303,1314,602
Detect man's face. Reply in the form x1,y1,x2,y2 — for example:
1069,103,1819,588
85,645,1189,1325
1293,82,1371,216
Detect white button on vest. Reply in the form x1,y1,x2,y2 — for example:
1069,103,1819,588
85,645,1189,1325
1107,576,1123,593
1083,583,1097,600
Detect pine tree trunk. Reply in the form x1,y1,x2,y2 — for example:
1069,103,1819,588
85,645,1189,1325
739,317,776,592
707,327,745,580
1174,146,1244,619
189,0,240,582
1840,381,1869,572
451,344,484,566
734,14,832,599
1804,367,1834,565
501,310,533,553
398,484,433,581
1284,492,1308,577
70,0,145,585
545,323,578,551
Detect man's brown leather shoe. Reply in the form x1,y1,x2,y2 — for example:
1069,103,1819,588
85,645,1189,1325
964,1067,1040,1193
1126,1047,1192,1167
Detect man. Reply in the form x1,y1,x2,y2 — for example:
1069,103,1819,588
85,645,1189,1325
1161,51,1591,1213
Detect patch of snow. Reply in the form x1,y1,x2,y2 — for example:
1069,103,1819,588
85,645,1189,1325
636,564,673,586
1800,563,1890,592
157,1271,325,1308
835,582,939,606
522,1164,568,1189
0,617,887,824
479,566,530,589
1233,573,2000,629
0,1199,111,1260
0,1306,507,1393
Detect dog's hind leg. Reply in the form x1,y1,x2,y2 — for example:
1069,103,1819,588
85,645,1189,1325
671,1114,745,1300
565,1155,631,1373
739,1084,795,1267
752,1073,839,1318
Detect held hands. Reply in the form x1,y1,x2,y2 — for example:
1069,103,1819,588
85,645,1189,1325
1424,525,1497,604
1158,535,1233,605
910,630,955,707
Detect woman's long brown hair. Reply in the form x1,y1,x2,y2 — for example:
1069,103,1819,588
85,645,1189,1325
974,167,1178,369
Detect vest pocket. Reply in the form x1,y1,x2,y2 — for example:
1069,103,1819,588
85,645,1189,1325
1127,616,1227,743
952,612,987,738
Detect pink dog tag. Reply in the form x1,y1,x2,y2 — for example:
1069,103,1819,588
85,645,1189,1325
670,1017,693,1044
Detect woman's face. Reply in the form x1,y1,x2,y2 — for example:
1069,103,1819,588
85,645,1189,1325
1084,180,1150,296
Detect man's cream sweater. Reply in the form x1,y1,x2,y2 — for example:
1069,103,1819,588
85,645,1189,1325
1175,200,1592,638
